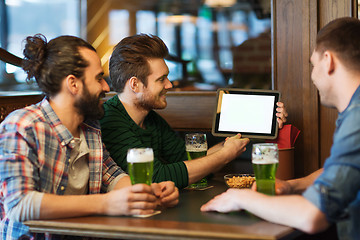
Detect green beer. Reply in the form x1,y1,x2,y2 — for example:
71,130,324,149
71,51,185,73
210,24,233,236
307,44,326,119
127,148,154,185
187,149,207,160
252,143,279,195
185,133,208,189
252,160,278,195
186,145,208,188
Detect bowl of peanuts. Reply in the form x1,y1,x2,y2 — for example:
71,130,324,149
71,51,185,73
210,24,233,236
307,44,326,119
224,174,255,189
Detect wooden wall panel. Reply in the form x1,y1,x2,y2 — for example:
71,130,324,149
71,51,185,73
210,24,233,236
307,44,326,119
86,0,142,77
273,0,319,177
87,0,112,77
105,91,217,131
273,0,356,176
155,91,217,131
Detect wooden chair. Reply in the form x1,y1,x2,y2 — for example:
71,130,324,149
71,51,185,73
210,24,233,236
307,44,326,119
0,47,22,67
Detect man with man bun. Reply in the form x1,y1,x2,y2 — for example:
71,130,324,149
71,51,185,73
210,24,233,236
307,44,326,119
0,34,178,239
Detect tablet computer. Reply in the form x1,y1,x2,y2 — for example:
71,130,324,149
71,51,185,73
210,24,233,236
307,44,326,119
212,88,280,139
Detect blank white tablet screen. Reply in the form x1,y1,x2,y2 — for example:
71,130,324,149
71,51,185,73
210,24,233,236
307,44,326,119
218,94,275,134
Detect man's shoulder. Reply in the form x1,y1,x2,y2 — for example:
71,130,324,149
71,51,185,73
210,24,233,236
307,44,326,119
1,103,45,127
334,99,360,145
343,97,360,121
103,95,120,110
102,95,127,118
349,97,360,110
101,96,132,128
347,86,360,110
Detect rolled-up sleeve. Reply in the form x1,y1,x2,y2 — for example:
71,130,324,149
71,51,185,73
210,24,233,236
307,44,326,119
303,104,360,223
101,147,127,192
303,165,360,222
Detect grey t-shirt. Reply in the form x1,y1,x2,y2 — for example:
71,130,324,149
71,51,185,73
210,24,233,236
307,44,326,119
8,129,123,221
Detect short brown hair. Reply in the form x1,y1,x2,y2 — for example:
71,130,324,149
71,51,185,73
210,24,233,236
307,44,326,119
109,34,169,93
316,17,360,73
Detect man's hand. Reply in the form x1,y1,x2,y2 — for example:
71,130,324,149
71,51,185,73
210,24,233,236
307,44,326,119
103,184,158,216
276,102,288,129
200,188,245,213
251,178,293,195
152,181,179,207
222,134,250,160
274,179,293,195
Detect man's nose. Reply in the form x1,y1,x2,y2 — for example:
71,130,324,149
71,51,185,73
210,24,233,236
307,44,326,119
165,78,173,89
102,79,110,92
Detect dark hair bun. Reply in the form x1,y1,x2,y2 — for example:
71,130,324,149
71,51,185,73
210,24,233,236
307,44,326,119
22,34,48,81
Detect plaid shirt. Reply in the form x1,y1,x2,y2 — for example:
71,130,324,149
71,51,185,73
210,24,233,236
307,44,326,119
0,98,125,240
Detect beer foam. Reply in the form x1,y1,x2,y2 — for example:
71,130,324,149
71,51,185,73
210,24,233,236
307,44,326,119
185,145,207,152
252,158,278,164
127,149,154,163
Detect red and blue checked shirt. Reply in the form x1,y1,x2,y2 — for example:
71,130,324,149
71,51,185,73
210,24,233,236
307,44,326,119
0,98,125,240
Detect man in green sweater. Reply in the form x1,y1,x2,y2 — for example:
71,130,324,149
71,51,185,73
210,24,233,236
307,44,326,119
100,34,288,189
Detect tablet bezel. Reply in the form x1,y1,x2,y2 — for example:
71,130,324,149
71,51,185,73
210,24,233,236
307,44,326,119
212,88,281,139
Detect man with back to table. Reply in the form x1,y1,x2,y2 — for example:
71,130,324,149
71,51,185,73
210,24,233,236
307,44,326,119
0,34,179,240
100,34,288,189
201,17,360,240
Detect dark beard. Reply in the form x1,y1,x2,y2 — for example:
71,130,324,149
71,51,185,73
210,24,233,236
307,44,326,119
74,85,106,120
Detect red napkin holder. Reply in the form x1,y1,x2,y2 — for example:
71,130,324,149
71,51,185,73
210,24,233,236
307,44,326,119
266,124,300,149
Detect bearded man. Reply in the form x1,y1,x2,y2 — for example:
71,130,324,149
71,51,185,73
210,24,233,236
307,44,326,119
0,34,179,240
100,34,287,189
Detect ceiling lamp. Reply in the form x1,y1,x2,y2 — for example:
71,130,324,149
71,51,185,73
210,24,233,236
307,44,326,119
204,0,237,8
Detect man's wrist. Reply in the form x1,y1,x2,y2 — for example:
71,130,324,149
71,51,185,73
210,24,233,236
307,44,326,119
217,148,235,163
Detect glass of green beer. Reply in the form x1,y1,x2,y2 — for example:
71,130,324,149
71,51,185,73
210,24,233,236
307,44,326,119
185,133,208,189
252,143,279,195
127,148,154,185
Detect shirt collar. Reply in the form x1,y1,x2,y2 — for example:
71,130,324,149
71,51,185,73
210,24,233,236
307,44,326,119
340,84,360,115
349,84,360,105
39,97,75,147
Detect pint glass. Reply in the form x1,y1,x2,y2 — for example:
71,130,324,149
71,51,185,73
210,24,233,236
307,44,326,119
185,133,208,188
127,148,154,185
252,143,279,195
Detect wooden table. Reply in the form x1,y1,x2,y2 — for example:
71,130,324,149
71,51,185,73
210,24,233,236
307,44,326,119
24,178,302,240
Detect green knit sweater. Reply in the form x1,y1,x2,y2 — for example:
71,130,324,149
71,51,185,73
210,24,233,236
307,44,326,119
100,95,189,189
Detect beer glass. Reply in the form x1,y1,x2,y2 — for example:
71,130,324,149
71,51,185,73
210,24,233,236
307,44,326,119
185,133,208,189
252,143,279,195
127,148,154,185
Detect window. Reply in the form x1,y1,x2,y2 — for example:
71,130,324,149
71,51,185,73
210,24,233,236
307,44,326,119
0,0,82,91
1,0,272,92
109,10,129,45
102,1,271,91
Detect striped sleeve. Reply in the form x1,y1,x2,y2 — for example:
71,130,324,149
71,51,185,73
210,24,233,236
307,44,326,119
150,111,188,188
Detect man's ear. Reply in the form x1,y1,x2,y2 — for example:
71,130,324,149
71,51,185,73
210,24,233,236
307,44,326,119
324,50,335,75
65,75,81,95
129,77,140,93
